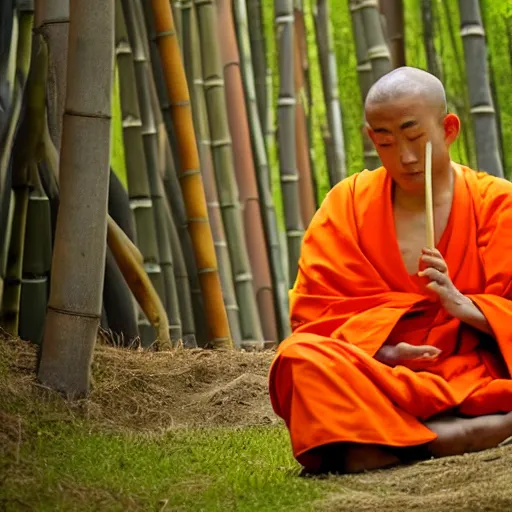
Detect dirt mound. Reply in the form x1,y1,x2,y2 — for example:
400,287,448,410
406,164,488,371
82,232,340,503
0,335,279,435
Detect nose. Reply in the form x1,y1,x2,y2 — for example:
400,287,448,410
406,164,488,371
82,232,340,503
399,141,419,166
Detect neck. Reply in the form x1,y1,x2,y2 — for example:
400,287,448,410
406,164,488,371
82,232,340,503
393,162,454,211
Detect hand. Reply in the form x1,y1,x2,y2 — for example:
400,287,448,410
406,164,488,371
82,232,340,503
417,247,471,317
375,342,441,367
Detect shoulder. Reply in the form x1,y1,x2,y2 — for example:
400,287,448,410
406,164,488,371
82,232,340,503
459,164,512,212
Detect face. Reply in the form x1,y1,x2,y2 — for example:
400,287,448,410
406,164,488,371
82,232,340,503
365,95,460,194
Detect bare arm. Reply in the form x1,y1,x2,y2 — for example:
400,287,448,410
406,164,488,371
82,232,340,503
453,296,494,337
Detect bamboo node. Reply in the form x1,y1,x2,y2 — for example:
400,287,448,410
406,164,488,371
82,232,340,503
129,198,153,210
210,137,232,148
277,97,296,106
470,105,495,115
203,78,225,88
179,168,201,178
47,305,101,320
275,14,294,24
367,45,391,60
460,25,485,38
350,0,379,11
143,263,162,273
214,241,228,247
197,267,219,274
281,174,299,182
225,305,240,311
115,41,132,56
154,29,177,41
234,272,253,283
122,116,142,128
287,230,305,239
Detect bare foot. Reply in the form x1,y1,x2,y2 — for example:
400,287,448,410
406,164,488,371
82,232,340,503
426,412,512,457
343,443,401,473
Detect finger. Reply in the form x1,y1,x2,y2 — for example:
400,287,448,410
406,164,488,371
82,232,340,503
420,254,448,273
418,267,449,284
422,247,442,257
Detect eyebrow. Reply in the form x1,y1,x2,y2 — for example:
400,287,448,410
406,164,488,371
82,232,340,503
372,120,419,134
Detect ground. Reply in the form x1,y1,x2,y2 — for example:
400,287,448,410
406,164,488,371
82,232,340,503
2,335,512,510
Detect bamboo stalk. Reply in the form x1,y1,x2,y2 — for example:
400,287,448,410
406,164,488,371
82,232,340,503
1,5,35,334
181,0,242,346
313,0,347,185
38,0,116,396
233,0,291,340
150,0,233,349
217,0,278,345
121,0,183,345
458,0,503,177
193,0,265,347
275,0,304,286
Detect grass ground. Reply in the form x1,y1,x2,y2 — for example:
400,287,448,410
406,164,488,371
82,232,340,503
2,336,512,511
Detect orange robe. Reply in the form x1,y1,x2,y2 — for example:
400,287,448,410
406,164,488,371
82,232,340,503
268,163,512,470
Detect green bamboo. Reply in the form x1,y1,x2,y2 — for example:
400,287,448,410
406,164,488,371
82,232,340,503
1,5,35,334
313,0,347,185
115,0,164,346
194,0,264,346
234,0,291,340
458,0,503,177
274,0,304,286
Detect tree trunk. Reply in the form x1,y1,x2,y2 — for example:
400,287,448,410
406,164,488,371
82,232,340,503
38,0,115,397
233,0,291,340
458,0,503,177
275,0,304,286
150,0,234,349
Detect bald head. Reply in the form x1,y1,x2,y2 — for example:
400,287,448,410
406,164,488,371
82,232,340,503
364,67,447,119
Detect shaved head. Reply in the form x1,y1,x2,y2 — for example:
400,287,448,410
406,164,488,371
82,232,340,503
364,67,447,120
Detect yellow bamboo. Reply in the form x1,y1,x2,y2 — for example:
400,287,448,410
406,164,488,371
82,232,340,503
150,0,232,349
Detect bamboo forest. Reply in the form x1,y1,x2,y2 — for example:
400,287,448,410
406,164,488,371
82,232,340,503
3,0,512,509
2,0,510,393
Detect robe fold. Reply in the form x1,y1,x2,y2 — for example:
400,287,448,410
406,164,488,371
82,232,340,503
268,163,512,469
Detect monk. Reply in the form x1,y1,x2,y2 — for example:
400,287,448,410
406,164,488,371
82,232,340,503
268,66,512,475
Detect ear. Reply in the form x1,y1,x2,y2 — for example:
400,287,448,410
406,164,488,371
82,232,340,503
443,113,460,144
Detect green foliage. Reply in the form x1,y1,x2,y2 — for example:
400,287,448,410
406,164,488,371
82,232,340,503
110,64,128,189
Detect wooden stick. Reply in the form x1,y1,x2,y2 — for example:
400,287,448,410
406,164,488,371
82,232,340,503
425,140,435,248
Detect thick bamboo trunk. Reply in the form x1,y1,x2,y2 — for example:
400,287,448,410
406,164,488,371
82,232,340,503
458,0,503,177
122,0,183,345
233,0,291,340
217,0,279,345
378,0,405,68
275,0,305,285
181,0,242,346
150,0,233,349
293,6,316,228
38,0,115,396
194,0,264,348
313,0,347,186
